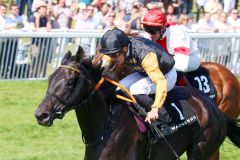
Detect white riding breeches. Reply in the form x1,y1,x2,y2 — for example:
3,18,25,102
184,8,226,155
117,68,177,95
174,51,201,72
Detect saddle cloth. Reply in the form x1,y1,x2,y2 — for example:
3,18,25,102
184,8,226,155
159,87,197,136
184,66,217,100
131,87,198,137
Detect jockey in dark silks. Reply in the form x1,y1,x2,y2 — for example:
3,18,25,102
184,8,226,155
98,28,177,124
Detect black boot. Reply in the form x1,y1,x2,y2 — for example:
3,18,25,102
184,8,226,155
133,94,153,112
134,94,172,125
158,107,172,125
134,94,173,137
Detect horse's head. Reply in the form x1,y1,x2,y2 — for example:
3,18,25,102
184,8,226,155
35,46,96,126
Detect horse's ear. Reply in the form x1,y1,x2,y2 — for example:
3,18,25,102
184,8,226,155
76,46,84,63
61,50,72,64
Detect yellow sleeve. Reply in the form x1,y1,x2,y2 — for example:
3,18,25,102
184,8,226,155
141,52,167,109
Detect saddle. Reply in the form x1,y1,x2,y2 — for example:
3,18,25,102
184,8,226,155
127,87,198,138
177,66,217,100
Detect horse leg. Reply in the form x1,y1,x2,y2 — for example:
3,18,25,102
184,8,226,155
186,132,223,160
186,141,206,160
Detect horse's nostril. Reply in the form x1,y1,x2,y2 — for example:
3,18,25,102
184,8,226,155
37,112,50,122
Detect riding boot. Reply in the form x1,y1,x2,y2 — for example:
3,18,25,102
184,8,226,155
134,94,173,137
133,94,153,112
133,94,172,125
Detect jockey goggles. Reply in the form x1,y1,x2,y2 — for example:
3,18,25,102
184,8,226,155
143,26,162,35
108,50,122,58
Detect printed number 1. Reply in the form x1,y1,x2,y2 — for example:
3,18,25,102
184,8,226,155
171,103,184,120
194,76,210,93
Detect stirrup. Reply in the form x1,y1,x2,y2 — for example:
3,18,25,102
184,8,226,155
151,123,173,142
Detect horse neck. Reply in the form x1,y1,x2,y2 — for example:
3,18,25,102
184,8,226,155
74,90,110,144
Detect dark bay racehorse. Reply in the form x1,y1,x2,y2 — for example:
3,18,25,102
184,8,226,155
35,47,240,160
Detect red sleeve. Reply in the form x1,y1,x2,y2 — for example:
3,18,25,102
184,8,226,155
174,47,190,56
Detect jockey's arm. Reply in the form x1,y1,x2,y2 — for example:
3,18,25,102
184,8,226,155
141,52,167,109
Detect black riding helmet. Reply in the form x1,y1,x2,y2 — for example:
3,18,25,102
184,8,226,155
99,28,130,55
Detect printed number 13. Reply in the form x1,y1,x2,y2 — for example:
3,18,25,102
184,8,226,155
194,76,210,93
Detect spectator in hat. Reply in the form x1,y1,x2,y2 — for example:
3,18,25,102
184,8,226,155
91,0,115,9
73,2,87,21
29,3,52,78
29,2,51,31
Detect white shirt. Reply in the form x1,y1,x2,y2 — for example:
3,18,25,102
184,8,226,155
0,15,6,30
164,24,198,56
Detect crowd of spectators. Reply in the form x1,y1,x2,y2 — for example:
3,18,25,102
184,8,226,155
0,0,239,79
0,0,239,33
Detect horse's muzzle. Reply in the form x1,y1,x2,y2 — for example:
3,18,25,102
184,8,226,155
35,111,53,127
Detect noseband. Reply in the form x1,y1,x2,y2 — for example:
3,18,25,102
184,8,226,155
47,63,141,147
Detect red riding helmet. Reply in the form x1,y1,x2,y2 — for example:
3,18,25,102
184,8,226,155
141,9,167,27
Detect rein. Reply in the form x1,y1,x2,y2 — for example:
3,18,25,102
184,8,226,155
57,65,114,147
59,65,136,103
56,65,136,147
95,77,137,103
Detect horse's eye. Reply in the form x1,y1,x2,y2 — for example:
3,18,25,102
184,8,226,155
66,79,75,87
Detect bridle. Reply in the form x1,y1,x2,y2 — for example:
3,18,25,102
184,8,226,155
46,64,114,147
46,64,95,117
47,63,138,147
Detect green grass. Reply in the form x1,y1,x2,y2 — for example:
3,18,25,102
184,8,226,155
0,81,239,159
0,81,83,160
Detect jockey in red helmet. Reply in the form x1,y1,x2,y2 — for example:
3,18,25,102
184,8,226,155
141,9,200,73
